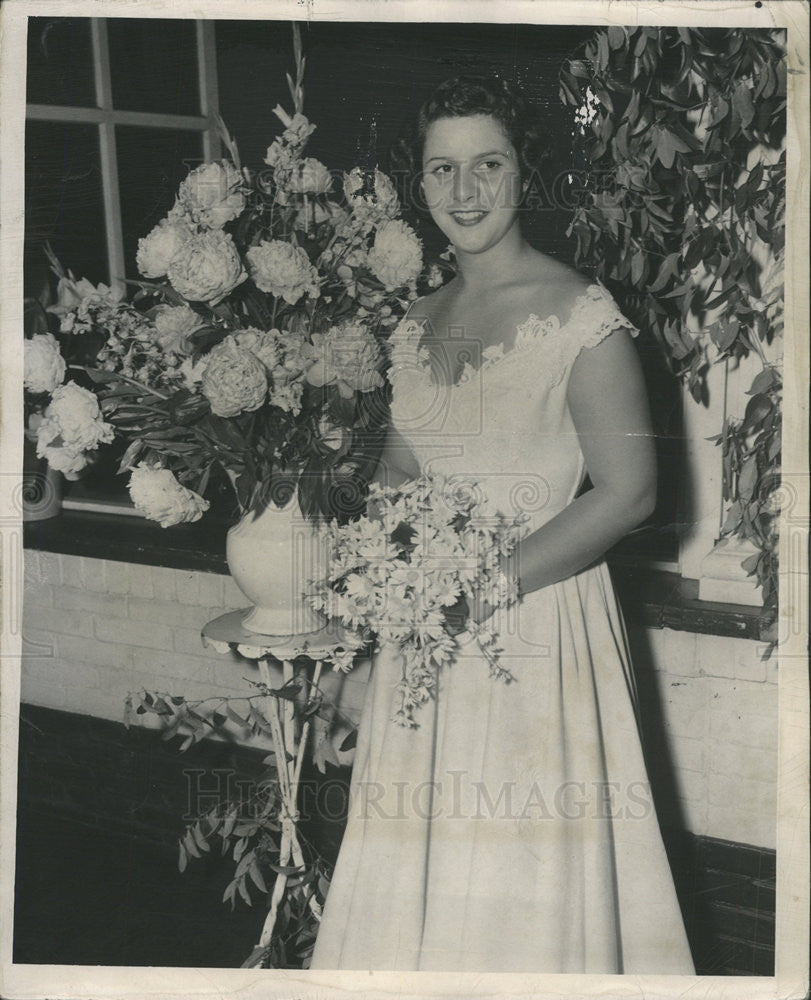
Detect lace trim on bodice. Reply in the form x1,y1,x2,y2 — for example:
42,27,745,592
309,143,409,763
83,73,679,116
388,281,638,390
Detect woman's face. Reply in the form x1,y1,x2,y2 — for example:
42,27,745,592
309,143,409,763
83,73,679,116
421,114,525,255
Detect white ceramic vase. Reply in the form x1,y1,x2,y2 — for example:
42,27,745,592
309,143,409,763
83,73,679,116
226,492,328,636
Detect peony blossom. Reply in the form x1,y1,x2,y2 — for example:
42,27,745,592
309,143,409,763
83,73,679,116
344,167,400,220
234,327,281,373
288,157,333,195
366,219,423,290
35,381,115,479
176,160,246,229
167,230,247,304
153,304,204,355
36,381,114,453
246,240,320,305
24,333,66,394
136,217,197,279
128,463,209,528
200,336,267,417
305,322,384,398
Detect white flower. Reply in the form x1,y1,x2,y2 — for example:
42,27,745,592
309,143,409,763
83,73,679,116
574,86,601,135
233,327,281,372
288,157,333,195
367,220,423,290
153,305,204,355
270,380,304,414
427,263,444,289
176,160,246,229
24,334,66,394
267,110,316,154
200,336,267,417
167,230,247,304
47,275,125,332
136,218,197,278
275,328,311,380
35,381,114,478
305,322,384,398
344,167,400,220
128,463,209,528
246,240,320,305
179,356,208,392
36,381,114,453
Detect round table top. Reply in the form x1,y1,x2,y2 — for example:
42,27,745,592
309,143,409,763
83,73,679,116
201,609,364,662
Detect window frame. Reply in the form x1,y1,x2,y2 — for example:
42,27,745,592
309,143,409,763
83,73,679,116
26,17,221,298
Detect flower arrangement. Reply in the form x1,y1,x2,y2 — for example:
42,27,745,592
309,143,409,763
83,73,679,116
308,473,526,727
23,292,115,486
39,25,427,526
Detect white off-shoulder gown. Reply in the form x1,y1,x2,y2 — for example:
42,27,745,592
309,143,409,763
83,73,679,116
310,284,695,974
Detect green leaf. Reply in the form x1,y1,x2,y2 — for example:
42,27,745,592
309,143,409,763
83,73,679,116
271,683,302,702
732,80,755,129
183,830,201,859
607,25,626,50
191,823,210,852
748,367,777,396
248,858,268,893
237,878,253,907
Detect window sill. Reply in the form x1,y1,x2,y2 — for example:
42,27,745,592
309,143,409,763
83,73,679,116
23,509,770,642
23,508,229,574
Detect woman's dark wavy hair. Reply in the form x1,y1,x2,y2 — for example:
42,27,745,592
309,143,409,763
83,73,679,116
389,74,549,214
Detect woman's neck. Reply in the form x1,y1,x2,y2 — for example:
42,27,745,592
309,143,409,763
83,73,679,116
451,223,533,291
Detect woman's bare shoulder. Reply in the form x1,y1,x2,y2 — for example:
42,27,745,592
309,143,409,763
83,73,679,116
407,278,457,330
519,253,594,323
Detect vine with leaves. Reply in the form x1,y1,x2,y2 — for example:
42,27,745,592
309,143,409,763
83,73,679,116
559,26,785,635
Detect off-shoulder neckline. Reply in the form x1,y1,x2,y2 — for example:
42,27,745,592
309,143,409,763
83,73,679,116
393,282,619,388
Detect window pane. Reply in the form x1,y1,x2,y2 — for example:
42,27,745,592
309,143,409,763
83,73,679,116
108,19,200,116
26,17,96,108
25,120,108,293
115,126,203,279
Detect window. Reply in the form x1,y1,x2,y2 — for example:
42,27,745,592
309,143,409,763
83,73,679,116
25,16,221,510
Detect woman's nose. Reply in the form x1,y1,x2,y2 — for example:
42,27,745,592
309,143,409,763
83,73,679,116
452,167,476,204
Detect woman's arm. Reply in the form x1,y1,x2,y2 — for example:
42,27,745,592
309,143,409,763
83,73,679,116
500,327,656,599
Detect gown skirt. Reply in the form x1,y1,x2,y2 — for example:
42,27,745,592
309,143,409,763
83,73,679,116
310,561,695,973
310,288,695,973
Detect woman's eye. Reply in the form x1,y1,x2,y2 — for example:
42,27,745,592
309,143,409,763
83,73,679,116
478,160,503,171
432,164,453,177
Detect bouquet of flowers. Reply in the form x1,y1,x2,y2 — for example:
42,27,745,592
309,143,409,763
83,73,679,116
308,473,526,726
37,26,429,526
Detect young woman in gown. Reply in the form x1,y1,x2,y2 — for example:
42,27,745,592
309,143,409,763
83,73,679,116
310,76,695,974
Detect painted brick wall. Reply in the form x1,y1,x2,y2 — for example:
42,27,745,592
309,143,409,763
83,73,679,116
21,551,777,848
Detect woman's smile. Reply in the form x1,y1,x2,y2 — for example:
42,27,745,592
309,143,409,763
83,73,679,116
448,209,490,226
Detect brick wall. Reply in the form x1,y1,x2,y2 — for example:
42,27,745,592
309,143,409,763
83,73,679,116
21,551,777,848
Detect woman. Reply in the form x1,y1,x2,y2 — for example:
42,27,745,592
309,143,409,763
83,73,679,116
311,76,694,974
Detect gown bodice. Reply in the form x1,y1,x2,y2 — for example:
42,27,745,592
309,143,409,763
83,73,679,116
388,281,639,533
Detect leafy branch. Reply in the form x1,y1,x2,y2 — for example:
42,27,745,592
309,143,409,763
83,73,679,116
560,26,785,627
